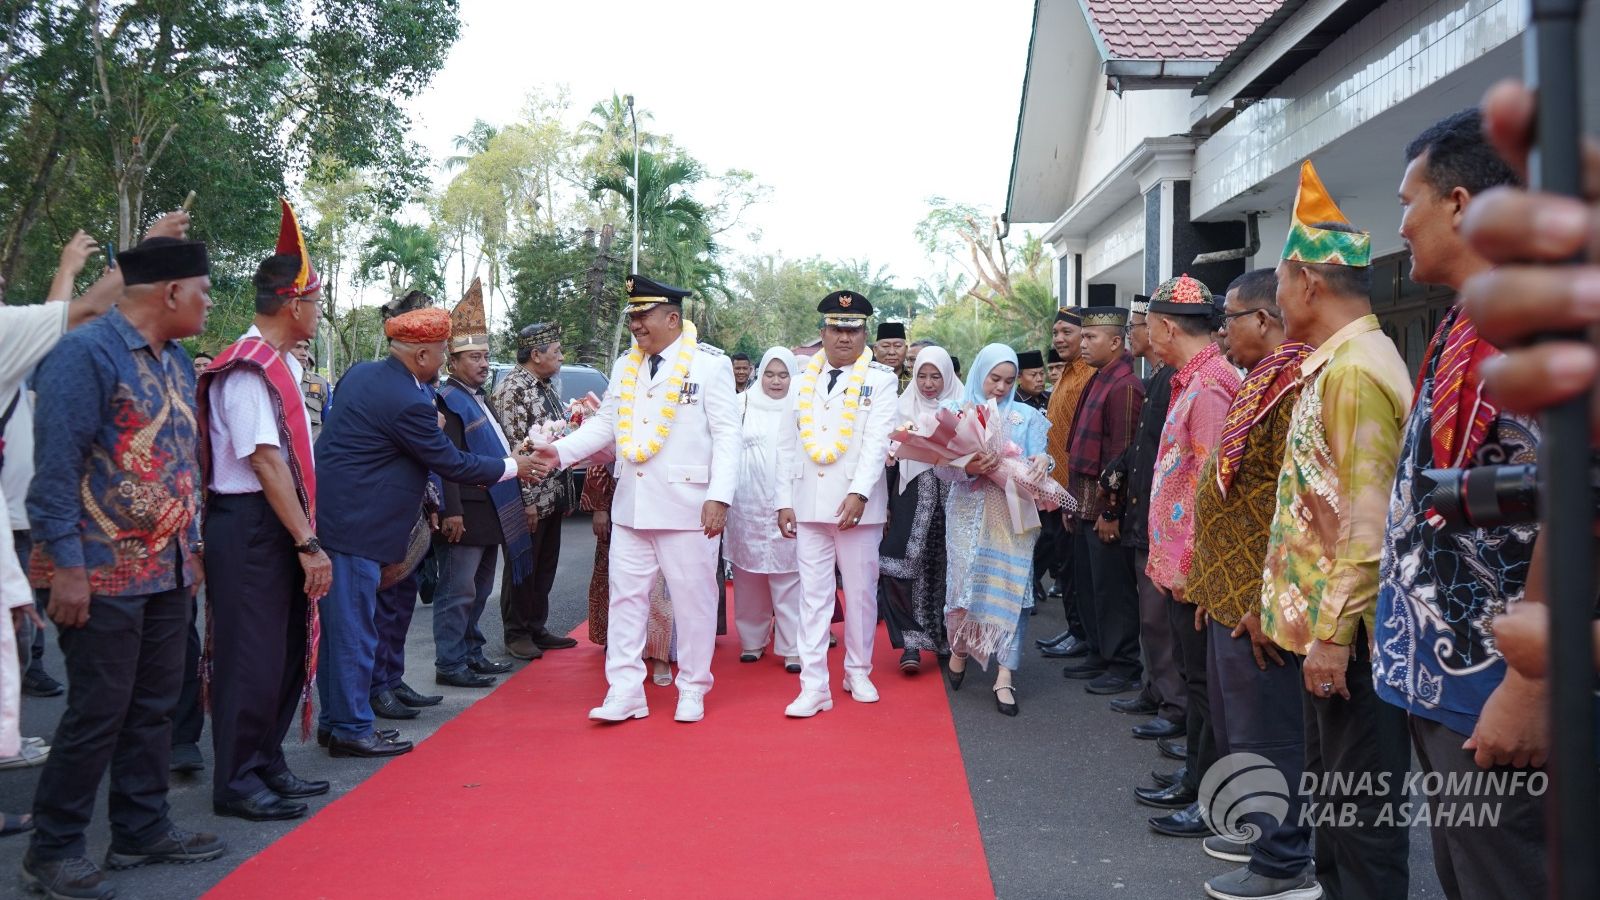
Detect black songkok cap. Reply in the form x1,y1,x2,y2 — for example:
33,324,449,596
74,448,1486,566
1047,347,1063,364
118,237,209,286
876,321,906,341
1016,350,1045,370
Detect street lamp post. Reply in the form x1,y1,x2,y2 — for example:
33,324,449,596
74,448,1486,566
612,94,642,359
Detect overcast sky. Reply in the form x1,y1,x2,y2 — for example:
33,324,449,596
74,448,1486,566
404,0,1035,290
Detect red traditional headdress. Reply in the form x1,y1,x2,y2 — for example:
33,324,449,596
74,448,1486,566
275,198,322,298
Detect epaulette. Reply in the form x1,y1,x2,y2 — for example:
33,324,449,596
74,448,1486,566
868,361,895,374
697,342,725,357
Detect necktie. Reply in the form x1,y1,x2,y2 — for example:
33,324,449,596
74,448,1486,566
827,369,842,392
649,354,663,378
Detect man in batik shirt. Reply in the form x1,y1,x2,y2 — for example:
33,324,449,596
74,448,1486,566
1260,161,1413,900
491,321,579,661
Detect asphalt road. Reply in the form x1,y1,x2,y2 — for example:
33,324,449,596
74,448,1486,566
0,518,1447,899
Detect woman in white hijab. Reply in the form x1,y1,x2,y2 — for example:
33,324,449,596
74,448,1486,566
878,345,962,674
727,347,804,669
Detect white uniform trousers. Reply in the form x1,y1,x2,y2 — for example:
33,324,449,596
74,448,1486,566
606,525,721,698
731,566,802,657
794,522,882,695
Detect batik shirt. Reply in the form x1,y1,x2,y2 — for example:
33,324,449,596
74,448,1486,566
490,365,575,520
1374,308,1539,736
1146,343,1239,591
27,308,203,596
1261,315,1412,655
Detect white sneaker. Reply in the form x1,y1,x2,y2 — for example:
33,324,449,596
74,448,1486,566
674,690,705,723
784,690,834,718
842,674,880,703
588,693,649,722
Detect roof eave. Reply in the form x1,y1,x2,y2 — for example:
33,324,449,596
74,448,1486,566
1003,0,1048,228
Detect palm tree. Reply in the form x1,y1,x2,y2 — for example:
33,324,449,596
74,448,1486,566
443,119,499,172
359,219,445,299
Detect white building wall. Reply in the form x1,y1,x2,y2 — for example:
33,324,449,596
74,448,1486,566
1072,89,1194,210
1194,0,1526,220
1083,199,1145,281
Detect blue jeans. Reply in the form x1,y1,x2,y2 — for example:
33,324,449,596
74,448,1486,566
433,543,497,675
317,550,381,741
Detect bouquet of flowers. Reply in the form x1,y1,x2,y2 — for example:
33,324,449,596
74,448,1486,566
520,392,601,453
889,399,1075,533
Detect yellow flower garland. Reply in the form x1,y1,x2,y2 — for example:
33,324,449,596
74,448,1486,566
795,350,871,464
615,320,698,464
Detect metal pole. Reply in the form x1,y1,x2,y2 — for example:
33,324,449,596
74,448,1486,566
1527,3,1599,898
628,94,639,274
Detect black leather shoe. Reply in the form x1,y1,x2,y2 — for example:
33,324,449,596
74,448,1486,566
264,771,330,798
317,727,398,748
1151,766,1184,789
1109,696,1159,716
1034,629,1072,649
1047,585,1063,598
328,732,414,759
1135,781,1198,809
1148,801,1212,838
1061,662,1107,680
468,657,514,675
170,742,205,773
105,827,226,868
22,852,114,899
1132,717,1184,740
22,670,64,698
1156,737,1188,761
1041,636,1089,658
993,685,1019,717
1085,673,1139,694
436,669,496,688
393,682,443,707
370,689,420,719
532,632,579,650
214,790,307,821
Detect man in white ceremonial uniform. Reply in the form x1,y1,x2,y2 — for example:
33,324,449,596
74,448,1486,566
536,274,738,724
776,290,900,717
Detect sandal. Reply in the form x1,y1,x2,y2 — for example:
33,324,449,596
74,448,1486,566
1,812,34,838
899,648,921,674
651,660,673,686
993,684,1019,717
946,654,968,691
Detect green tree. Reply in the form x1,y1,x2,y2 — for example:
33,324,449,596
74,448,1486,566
359,219,444,298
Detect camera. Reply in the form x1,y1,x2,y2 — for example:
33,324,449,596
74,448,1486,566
1420,465,1539,529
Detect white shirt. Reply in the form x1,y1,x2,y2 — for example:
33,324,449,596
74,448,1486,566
0,302,69,530
207,326,315,493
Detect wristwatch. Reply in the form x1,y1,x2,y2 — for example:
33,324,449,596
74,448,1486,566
294,536,322,555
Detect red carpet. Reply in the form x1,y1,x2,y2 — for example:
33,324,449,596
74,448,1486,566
208,603,994,899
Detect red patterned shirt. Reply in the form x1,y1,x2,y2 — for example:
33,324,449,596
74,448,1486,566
1145,343,1240,591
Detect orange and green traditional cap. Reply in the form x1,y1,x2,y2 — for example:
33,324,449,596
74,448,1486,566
1281,160,1371,268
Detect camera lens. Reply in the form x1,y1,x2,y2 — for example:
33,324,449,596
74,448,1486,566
1421,464,1539,529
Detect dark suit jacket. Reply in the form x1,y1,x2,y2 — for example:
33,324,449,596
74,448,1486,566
438,378,506,547
316,356,507,563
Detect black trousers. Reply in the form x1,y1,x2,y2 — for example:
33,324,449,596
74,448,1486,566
170,597,204,748
500,512,563,643
204,492,307,804
1167,592,1216,793
1409,714,1547,900
1083,526,1141,679
1208,619,1311,879
1032,512,1063,598
1135,548,1186,722
1071,527,1099,657
1295,629,1410,900
30,585,189,860
1053,514,1082,637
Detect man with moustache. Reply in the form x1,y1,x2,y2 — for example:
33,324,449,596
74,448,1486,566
873,321,910,392
1035,300,1097,656
535,275,739,724
1013,350,1050,411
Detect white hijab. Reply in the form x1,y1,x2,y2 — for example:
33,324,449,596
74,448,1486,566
896,346,962,490
745,346,799,414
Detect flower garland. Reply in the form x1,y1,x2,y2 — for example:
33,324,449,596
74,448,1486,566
795,350,871,464
616,320,698,463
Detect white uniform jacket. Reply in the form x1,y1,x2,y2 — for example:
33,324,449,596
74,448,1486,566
775,360,899,525
555,332,739,531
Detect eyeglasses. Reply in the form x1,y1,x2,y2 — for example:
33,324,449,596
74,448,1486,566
1219,309,1261,321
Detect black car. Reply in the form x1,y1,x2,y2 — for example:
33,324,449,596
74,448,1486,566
488,362,609,497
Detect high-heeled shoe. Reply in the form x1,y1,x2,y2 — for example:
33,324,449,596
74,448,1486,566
946,655,967,691
993,684,1019,716
651,660,672,686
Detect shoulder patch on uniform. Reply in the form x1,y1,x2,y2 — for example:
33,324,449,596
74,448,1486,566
868,361,895,374
697,342,725,357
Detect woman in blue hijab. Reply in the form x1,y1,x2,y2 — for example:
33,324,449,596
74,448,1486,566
937,343,1050,716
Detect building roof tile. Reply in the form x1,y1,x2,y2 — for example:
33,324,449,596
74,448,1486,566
1083,0,1283,60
